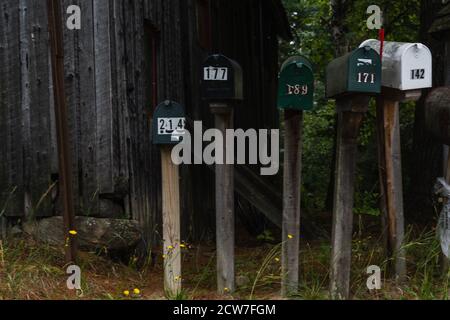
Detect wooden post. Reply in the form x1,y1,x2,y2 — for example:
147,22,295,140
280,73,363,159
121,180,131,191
161,146,182,296
376,97,406,282
330,96,368,300
281,110,303,296
47,0,77,264
211,103,235,294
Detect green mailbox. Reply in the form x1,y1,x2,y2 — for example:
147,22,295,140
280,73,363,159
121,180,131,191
326,46,381,98
152,101,186,145
277,56,314,111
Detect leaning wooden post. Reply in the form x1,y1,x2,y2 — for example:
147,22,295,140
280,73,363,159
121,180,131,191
277,56,315,296
47,0,77,264
152,101,186,296
376,95,407,282
362,40,433,282
201,54,243,294
326,46,382,299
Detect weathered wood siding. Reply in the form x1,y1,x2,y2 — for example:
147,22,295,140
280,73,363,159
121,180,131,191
0,0,289,242
181,0,288,238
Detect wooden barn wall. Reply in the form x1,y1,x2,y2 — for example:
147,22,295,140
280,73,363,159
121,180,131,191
180,0,283,238
0,0,284,242
0,1,56,219
0,0,185,243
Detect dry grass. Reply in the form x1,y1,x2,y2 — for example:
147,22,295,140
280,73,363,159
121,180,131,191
0,228,448,300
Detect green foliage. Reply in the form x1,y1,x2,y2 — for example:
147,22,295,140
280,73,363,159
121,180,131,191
257,230,276,243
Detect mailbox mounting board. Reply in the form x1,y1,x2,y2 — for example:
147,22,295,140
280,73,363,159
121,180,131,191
201,54,243,101
278,55,314,111
360,40,432,91
152,101,186,145
326,47,381,98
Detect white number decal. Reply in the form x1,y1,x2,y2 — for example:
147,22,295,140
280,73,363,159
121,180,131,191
204,67,228,81
158,118,186,135
357,72,375,84
411,69,425,80
287,84,308,96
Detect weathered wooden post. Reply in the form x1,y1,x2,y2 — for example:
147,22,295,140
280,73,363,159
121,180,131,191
326,46,382,299
201,54,243,294
152,101,186,296
361,40,432,282
429,4,450,275
277,56,314,296
47,0,77,264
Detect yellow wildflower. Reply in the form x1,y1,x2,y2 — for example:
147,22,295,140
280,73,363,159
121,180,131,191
133,288,141,295
69,230,78,236
288,234,294,239
123,290,130,297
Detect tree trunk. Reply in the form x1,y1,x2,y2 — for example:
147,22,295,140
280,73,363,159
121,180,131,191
408,0,445,224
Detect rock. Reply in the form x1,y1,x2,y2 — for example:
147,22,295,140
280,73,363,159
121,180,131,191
23,216,143,252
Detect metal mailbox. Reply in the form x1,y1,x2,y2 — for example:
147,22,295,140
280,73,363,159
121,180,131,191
360,40,432,91
152,101,186,145
201,54,243,101
277,56,314,111
326,46,381,98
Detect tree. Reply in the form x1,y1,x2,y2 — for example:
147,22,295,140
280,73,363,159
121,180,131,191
407,0,445,224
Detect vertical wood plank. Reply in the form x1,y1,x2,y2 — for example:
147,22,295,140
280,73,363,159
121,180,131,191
111,0,132,220
161,147,182,296
62,0,80,215
1,0,24,217
29,0,53,217
93,0,114,195
281,110,303,297
19,0,32,219
0,1,8,216
78,0,98,216
376,98,406,282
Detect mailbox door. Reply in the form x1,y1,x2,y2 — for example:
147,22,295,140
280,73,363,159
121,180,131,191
402,45,432,90
347,47,381,94
278,56,314,111
152,101,186,145
201,55,242,100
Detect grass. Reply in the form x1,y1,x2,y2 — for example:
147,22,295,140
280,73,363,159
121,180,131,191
0,227,449,300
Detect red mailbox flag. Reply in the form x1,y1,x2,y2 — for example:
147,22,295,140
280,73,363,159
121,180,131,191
379,28,385,61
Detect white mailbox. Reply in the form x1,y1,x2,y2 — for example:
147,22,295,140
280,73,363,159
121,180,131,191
360,40,432,91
